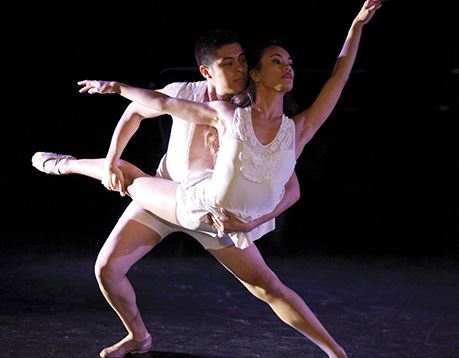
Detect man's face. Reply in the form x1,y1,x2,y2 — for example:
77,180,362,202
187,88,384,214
208,43,248,96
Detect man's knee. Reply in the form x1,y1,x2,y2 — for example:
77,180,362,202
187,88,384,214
94,257,122,286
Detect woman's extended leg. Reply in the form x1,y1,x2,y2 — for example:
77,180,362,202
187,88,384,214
209,245,348,358
32,153,181,226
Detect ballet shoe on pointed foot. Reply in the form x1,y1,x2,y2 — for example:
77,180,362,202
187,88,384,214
99,334,152,358
31,151,76,175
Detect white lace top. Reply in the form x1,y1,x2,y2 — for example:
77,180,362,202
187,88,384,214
202,106,296,247
235,106,295,183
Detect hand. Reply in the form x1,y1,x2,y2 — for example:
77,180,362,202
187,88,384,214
208,208,255,235
102,162,127,196
355,0,382,25
77,80,120,94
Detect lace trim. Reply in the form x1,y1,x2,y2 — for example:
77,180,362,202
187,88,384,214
234,107,294,183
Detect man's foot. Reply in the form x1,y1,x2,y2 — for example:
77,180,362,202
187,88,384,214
31,152,76,175
99,334,152,358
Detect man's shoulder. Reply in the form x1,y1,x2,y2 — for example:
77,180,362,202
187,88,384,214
160,80,207,99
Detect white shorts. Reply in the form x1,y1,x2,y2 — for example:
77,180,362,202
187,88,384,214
121,201,235,250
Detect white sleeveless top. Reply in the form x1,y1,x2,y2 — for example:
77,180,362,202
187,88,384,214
208,106,296,221
176,106,297,249
156,81,207,182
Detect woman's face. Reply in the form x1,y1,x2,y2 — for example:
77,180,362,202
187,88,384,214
251,45,294,93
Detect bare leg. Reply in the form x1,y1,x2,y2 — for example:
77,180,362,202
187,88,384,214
95,207,161,357
39,155,182,226
59,158,108,180
209,245,347,358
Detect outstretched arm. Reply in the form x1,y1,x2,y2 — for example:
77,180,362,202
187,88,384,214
294,0,382,158
78,80,227,128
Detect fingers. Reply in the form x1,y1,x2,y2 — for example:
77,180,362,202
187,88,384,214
208,213,225,233
77,80,102,94
213,217,224,232
77,80,92,93
78,80,119,95
219,207,230,221
78,85,91,93
112,174,126,196
101,173,125,196
117,178,126,197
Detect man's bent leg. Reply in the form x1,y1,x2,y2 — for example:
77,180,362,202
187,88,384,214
95,203,166,356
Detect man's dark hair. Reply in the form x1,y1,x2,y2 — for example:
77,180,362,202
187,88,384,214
194,29,240,67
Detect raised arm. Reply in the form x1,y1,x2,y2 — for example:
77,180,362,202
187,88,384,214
294,0,382,158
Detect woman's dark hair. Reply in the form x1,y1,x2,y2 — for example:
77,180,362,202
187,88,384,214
231,39,298,117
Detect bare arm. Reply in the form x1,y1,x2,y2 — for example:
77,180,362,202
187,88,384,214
100,101,147,195
78,80,228,128
210,172,300,234
294,0,382,158
107,100,169,157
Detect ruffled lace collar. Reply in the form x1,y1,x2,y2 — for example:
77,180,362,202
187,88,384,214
234,107,294,183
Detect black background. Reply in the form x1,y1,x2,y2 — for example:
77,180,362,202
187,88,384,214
4,0,458,257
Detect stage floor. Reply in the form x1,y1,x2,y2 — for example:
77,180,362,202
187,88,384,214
1,248,457,357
